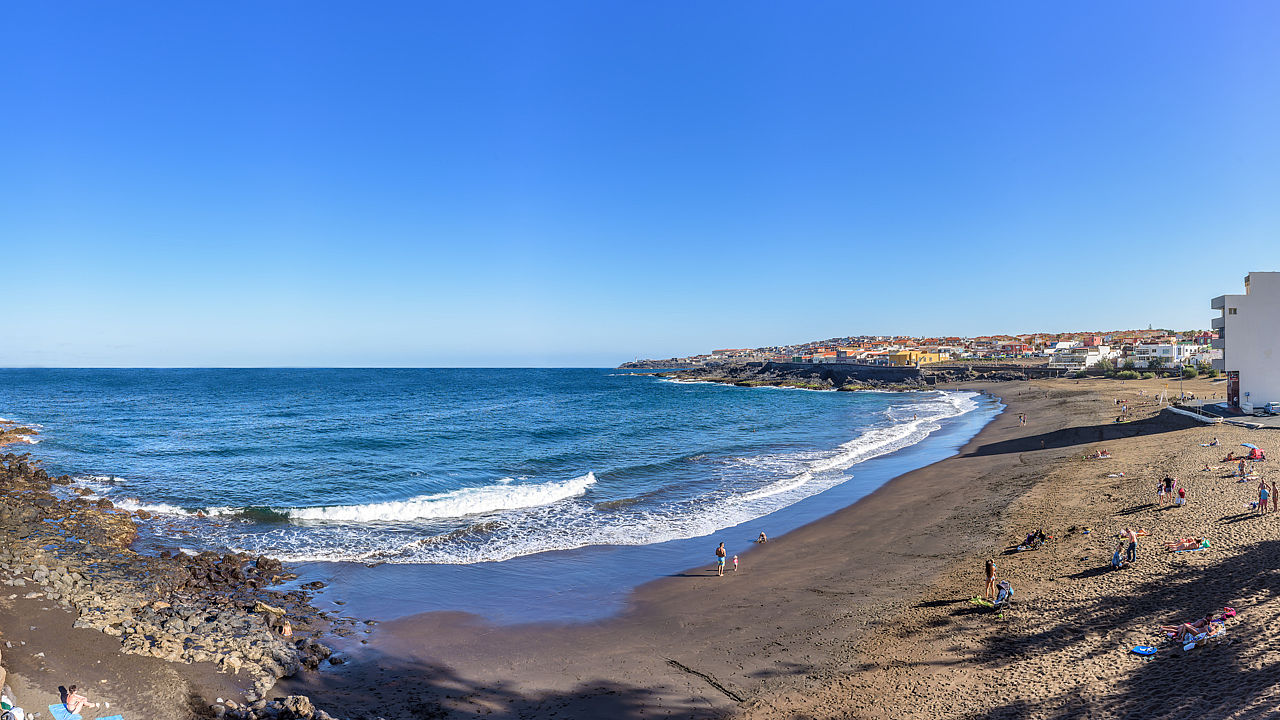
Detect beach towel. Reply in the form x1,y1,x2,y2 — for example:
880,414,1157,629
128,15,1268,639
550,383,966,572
95,715,124,720
969,597,994,608
1131,645,1157,656
1173,546,1209,553
47,705,81,720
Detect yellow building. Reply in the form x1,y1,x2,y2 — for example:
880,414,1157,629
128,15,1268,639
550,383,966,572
886,350,947,366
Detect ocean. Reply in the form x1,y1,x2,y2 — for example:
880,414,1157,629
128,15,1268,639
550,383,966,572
0,368,998,622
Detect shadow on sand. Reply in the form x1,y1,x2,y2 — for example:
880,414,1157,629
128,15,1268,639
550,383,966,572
962,540,1280,719
962,412,1200,458
278,649,735,720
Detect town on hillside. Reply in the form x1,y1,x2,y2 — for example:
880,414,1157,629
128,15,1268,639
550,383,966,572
629,327,1220,374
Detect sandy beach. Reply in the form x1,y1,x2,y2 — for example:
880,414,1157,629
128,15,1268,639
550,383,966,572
6,376,1280,719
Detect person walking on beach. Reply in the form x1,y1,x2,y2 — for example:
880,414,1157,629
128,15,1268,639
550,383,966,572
1125,527,1138,563
715,541,727,576
984,558,996,600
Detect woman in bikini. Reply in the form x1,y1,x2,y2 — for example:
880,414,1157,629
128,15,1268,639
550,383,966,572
65,685,100,715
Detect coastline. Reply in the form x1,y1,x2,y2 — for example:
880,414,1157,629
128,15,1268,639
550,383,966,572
274,380,1065,717
8,376,1269,719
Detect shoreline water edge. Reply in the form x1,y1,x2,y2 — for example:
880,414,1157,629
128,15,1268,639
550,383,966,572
5,375,1256,719
0,379,994,719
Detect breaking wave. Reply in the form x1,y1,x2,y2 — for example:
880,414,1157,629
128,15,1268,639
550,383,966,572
283,472,598,522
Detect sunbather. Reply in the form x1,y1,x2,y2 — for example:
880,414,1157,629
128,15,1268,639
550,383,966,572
1164,537,1207,551
1162,614,1216,640
64,685,100,715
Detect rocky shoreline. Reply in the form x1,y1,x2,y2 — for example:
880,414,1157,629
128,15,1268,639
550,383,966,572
659,360,1037,391
0,449,362,720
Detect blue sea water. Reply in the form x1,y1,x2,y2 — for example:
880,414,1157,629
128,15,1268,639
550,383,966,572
0,368,997,622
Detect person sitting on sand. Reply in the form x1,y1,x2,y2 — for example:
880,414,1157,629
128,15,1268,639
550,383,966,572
1210,437,1220,446
1111,542,1129,570
756,532,768,543
1164,537,1207,551
64,685,100,715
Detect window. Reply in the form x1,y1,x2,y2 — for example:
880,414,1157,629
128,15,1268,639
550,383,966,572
1229,308,1238,315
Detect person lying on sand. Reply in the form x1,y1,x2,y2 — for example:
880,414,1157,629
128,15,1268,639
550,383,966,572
64,685,100,714
1163,615,1220,643
1086,449,1112,459
1223,452,1238,462
1163,537,1207,551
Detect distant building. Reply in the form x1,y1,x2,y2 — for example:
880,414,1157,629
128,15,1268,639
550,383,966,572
1128,343,1199,369
1211,272,1280,410
1048,345,1114,371
886,350,945,367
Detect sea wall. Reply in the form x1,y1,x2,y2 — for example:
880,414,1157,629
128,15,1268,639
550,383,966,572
662,361,926,390
661,361,1042,390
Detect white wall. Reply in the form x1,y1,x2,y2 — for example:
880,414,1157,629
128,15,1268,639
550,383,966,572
1218,272,1280,406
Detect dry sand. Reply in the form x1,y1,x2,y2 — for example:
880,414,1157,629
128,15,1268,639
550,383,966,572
8,376,1280,720
273,376,1279,719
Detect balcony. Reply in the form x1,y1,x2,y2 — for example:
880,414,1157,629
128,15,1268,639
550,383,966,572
1211,338,1226,350
1212,358,1226,371
1211,295,1227,310
1211,316,1225,330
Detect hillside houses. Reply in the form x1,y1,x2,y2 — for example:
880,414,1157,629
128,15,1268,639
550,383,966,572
639,328,1219,370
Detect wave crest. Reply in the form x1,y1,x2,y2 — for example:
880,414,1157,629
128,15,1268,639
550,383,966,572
283,472,597,522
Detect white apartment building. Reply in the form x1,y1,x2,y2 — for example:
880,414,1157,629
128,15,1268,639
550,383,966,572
1128,343,1204,369
1048,345,1114,371
1211,272,1280,411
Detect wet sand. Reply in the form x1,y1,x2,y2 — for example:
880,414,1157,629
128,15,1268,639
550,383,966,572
281,378,1216,718
11,376,1275,719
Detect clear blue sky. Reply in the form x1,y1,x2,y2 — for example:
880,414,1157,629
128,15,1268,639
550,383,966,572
3,2,1278,367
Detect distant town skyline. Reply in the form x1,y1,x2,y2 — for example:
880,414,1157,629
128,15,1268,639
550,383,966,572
4,3,1279,367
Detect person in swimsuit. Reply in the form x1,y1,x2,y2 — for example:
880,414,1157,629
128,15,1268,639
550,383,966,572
1125,527,1138,563
64,685,100,715
984,559,996,600
1260,481,1271,516
1271,481,1277,513
715,541,727,576
756,532,768,543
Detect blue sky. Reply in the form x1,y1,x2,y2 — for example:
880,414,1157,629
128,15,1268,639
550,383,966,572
3,2,1278,366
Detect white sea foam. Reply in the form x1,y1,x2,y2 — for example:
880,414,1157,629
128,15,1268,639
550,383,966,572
222,391,984,565
282,472,598,522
